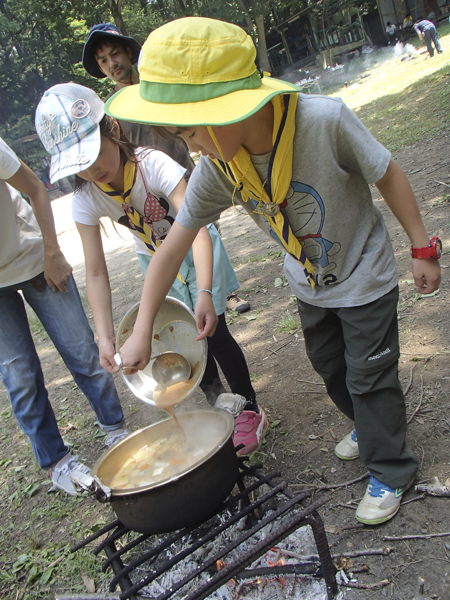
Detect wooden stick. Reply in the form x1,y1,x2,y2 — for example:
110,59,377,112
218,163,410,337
401,493,426,505
333,547,393,559
338,579,390,590
407,375,424,424
415,484,450,497
296,380,326,386
383,532,450,541
404,364,418,396
434,179,450,189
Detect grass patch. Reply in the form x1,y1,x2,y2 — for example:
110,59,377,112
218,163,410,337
276,312,300,334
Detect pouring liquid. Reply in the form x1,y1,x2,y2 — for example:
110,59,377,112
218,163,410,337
153,380,196,434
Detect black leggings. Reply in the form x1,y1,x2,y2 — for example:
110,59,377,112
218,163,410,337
200,313,256,406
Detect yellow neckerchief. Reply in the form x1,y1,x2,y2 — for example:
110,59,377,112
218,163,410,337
95,159,185,282
209,94,317,289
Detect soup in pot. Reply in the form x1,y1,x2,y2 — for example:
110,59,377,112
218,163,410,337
107,416,226,490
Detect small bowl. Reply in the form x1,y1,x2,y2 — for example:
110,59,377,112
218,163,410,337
115,297,207,406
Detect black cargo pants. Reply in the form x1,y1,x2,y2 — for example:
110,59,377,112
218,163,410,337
297,286,418,488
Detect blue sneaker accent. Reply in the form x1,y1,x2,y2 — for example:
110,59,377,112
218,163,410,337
367,476,404,498
351,429,357,443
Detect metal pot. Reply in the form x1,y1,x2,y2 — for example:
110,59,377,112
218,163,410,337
90,408,239,534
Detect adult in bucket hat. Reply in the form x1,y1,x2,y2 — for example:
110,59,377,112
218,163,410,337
84,20,250,312
82,22,194,175
82,23,141,81
107,17,441,527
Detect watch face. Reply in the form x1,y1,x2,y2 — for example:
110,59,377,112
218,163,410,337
431,237,442,258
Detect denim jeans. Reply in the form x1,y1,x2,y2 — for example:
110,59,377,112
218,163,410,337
0,273,124,469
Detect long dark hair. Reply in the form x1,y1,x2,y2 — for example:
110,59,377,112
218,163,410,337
74,115,137,191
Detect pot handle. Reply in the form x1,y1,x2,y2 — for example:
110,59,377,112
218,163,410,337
71,472,112,503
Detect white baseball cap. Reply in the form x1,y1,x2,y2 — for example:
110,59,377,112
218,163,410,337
35,83,105,183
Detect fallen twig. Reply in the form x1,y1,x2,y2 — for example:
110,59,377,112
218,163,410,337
291,472,369,490
266,340,292,356
333,548,392,560
435,179,450,189
404,364,418,396
296,380,326,386
338,578,390,590
415,480,450,497
407,375,424,424
315,472,370,491
401,493,426,505
383,532,450,541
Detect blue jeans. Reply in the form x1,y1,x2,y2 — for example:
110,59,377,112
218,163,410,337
0,274,124,469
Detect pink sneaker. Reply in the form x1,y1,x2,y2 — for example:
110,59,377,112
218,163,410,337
233,408,269,456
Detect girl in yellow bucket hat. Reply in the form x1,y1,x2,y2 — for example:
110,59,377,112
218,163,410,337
106,17,441,527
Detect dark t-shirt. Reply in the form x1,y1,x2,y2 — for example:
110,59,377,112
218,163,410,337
415,20,434,32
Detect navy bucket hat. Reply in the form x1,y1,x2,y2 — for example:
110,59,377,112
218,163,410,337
82,23,141,79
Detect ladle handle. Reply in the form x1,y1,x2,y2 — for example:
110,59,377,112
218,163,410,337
114,352,139,373
114,352,162,369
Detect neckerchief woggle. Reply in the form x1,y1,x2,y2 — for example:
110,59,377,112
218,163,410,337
209,94,318,290
95,159,185,283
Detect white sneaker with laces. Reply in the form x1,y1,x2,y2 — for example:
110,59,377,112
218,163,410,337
334,429,359,460
104,428,130,447
49,453,91,496
355,475,414,525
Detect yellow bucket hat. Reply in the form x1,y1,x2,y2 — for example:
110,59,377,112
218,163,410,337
105,17,298,127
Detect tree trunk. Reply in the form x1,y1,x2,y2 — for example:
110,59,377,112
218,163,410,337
255,15,271,72
236,0,255,34
108,0,127,34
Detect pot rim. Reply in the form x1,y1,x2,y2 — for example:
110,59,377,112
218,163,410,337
91,408,235,496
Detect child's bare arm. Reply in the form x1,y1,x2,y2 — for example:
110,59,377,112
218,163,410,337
167,180,217,339
119,221,200,371
375,159,441,294
76,222,118,373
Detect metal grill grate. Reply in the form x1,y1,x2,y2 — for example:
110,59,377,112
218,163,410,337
71,460,338,600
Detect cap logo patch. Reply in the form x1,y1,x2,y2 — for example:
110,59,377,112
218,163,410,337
60,150,90,169
71,99,91,119
37,115,80,152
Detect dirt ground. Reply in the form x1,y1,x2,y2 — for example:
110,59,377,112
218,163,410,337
1,134,450,599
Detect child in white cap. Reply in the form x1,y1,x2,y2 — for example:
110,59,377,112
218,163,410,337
35,82,267,456
105,17,442,525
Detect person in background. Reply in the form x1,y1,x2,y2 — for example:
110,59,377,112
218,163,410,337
414,19,443,56
82,23,251,315
403,12,414,29
0,137,128,496
385,22,398,44
106,17,442,526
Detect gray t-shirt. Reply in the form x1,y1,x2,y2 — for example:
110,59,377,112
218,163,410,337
177,94,397,308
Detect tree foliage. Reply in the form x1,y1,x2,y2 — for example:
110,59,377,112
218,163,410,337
0,0,373,169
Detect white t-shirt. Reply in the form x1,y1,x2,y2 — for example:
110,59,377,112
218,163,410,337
72,149,185,256
0,137,45,287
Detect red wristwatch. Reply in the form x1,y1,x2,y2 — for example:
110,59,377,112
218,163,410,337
411,236,442,259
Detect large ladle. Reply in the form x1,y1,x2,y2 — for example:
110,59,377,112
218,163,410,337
114,351,191,387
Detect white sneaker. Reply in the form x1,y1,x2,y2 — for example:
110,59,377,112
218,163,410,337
334,429,359,460
104,428,129,447
49,454,91,496
355,475,414,525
